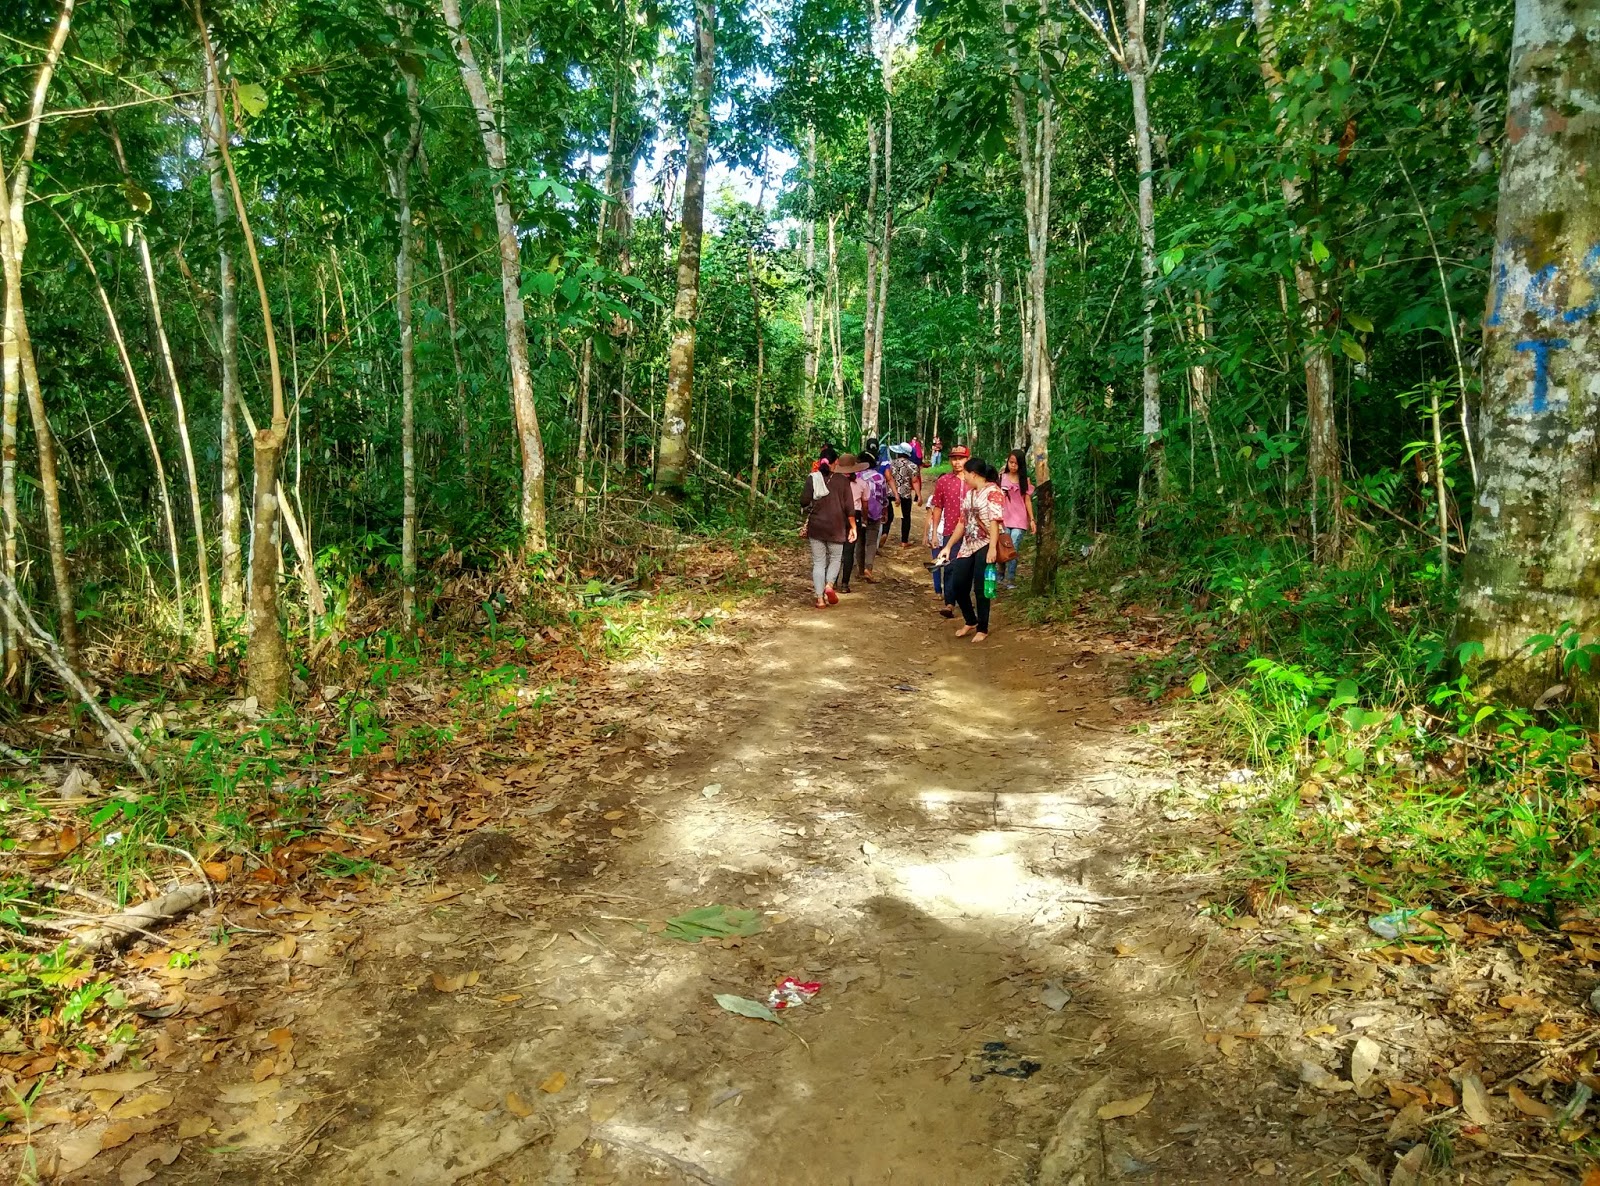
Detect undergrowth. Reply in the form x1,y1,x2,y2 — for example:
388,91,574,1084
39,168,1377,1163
1038,518,1600,916
0,513,781,1044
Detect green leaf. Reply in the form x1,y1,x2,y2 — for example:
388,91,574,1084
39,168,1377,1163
654,904,762,942
1345,313,1374,333
1339,336,1366,363
714,993,780,1023
235,82,269,117
1309,238,1330,266
1189,671,1207,695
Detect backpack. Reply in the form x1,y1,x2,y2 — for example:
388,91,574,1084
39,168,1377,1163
864,471,888,522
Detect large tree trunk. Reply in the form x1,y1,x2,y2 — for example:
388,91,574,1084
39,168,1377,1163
1008,2,1060,590
202,48,245,619
442,0,547,549
390,50,422,631
1251,0,1341,557
653,0,716,496
1452,0,1600,706
0,0,79,666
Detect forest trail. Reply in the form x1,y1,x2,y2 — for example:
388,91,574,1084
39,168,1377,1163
116,518,1339,1186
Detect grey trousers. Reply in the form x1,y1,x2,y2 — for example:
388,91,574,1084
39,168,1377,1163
809,538,844,596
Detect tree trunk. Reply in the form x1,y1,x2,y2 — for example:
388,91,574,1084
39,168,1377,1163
1128,50,1162,491
442,0,547,549
0,1,79,665
654,0,716,496
746,237,765,514
138,235,216,654
390,48,422,632
1008,2,1059,588
57,221,183,635
871,92,893,436
862,117,880,440
196,6,291,707
1452,0,1600,705
802,127,819,422
202,47,245,619
1251,0,1340,557
827,213,846,413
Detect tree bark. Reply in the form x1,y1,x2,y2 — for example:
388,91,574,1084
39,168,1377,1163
1453,0,1600,705
827,213,846,413
56,220,184,635
1251,0,1340,557
442,0,548,549
202,47,245,619
1128,53,1162,490
138,235,216,655
801,126,819,422
653,0,716,496
746,233,765,514
196,6,291,707
0,0,79,666
1008,0,1059,588
390,45,422,631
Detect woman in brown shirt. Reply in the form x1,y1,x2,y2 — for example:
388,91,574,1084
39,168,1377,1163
801,451,863,607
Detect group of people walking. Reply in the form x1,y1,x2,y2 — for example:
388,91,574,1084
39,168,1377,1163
800,436,1036,645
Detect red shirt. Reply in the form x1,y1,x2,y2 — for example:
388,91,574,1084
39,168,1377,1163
928,472,964,545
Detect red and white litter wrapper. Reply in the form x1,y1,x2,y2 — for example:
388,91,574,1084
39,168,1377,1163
767,977,822,1010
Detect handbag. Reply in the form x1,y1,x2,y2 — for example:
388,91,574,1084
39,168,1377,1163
993,530,1018,565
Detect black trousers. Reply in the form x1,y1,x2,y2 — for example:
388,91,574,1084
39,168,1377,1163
898,496,913,542
948,544,992,632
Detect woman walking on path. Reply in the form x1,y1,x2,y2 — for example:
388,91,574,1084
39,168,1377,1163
889,444,922,547
999,449,1035,590
926,445,969,615
935,457,1004,642
801,450,862,608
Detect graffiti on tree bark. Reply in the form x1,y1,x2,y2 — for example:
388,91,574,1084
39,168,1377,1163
1486,243,1600,414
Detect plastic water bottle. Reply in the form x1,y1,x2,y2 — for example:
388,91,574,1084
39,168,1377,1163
983,563,997,598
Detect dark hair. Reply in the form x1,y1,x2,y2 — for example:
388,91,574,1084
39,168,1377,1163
1006,449,1030,495
966,458,1000,484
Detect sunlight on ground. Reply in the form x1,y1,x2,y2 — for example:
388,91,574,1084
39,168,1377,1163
891,838,1058,922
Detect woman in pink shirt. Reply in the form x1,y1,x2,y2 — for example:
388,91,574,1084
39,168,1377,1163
998,449,1036,590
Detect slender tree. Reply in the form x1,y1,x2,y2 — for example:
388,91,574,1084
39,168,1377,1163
442,0,549,549
654,0,716,495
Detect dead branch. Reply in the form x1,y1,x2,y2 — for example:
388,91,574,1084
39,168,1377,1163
65,883,207,954
0,573,151,780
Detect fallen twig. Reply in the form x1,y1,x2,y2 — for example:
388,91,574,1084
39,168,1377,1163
592,1131,733,1186
144,841,215,905
66,883,207,954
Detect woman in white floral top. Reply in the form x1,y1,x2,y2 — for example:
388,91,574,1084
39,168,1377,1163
934,457,1005,641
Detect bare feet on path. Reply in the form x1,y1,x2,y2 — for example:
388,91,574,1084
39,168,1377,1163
101,534,1386,1185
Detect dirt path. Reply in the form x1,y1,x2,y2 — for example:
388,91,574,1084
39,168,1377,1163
267,527,1271,1186
43,519,1383,1185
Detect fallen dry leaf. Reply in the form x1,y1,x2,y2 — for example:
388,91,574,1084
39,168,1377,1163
506,1091,535,1118
1350,1037,1381,1093
1461,1074,1492,1126
1507,1083,1555,1120
540,1071,567,1094
430,970,480,993
1096,1089,1154,1120
1390,1144,1428,1186
109,1091,173,1121
119,1141,181,1186
550,1120,590,1154
73,1071,162,1094
1534,1022,1563,1041
1300,1061,1353,1093
262,935,297,960
176,1115,211,1139
55,1130,102,1175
